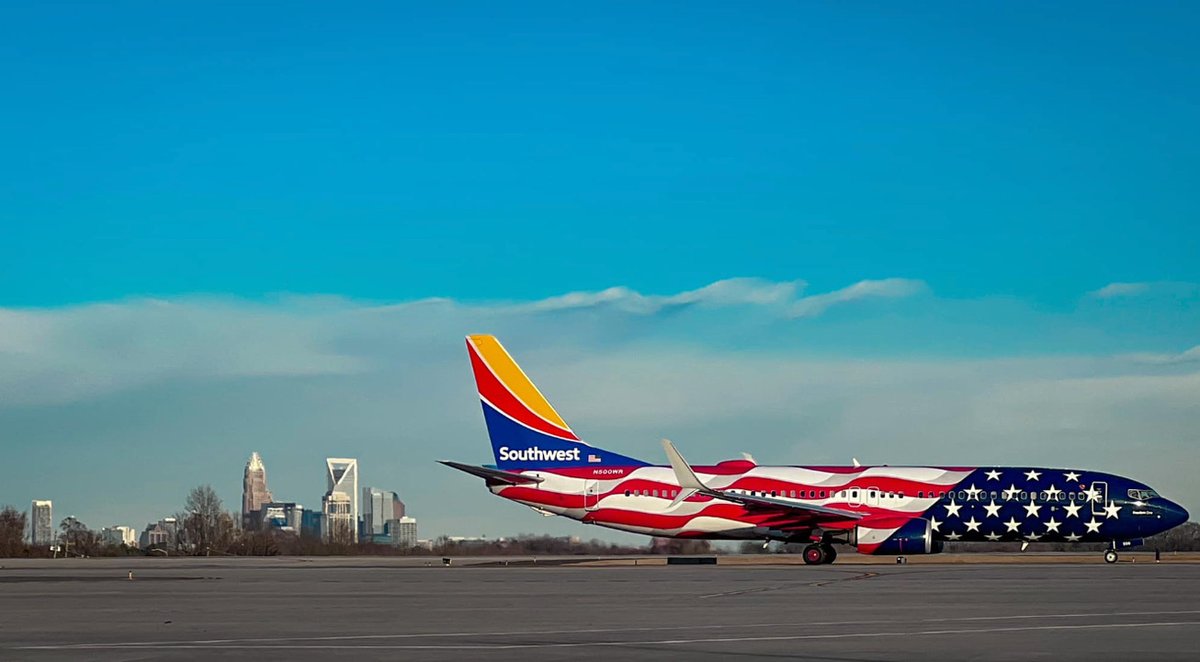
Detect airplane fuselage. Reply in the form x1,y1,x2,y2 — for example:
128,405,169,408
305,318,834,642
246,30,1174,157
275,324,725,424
487,462,1187,550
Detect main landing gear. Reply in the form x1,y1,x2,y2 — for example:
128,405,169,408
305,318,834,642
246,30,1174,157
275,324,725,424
803,543,838,565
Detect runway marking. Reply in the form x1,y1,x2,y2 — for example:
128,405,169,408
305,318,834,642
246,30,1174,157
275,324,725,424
20,621,1200,651
18,610,1200,650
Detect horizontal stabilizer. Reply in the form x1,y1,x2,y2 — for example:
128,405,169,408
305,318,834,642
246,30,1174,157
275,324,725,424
439,460,545,485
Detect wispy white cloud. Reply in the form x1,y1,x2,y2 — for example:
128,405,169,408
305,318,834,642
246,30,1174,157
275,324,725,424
0,278,930,406
0,298,366,405
1123,345,1200,365
515,278,804,314
1090,281,1199,299
788,278,927,318
1091,282,1152,299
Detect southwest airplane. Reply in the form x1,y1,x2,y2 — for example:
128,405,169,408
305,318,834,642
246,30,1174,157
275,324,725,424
443,335,1189,564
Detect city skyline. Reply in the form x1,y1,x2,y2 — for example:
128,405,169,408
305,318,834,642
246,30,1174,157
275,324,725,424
19,452,418,547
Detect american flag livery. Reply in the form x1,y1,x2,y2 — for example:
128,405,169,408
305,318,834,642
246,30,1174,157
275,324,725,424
444,336,1189,564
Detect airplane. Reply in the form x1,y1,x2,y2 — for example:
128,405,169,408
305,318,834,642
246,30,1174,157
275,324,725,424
443,335,1190,564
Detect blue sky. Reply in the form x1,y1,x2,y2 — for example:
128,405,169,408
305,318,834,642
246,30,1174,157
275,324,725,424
3,2,1198,306
0,3,1197,539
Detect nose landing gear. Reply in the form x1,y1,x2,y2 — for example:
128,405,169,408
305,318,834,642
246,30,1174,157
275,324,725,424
1104,549,1119,564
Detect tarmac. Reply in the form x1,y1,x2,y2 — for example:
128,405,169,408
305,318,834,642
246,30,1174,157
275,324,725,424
2,555,1199,661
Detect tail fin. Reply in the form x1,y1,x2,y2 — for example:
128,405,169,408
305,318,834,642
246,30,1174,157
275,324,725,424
466,335,647,470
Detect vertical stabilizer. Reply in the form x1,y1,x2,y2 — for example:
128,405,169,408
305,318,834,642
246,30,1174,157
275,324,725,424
466,335,647,470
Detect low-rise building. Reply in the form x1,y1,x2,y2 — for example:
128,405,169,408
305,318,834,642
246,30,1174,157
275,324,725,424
101,525,138,547
385,516,418,548
259,502,304,533
139,517,178,549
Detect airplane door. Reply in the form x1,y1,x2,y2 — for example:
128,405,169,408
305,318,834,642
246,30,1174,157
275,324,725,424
866,487,881,509
584,480,600,511
1091,481,1108,516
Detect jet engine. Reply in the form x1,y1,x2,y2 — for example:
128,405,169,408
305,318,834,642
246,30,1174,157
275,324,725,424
851,517,943,555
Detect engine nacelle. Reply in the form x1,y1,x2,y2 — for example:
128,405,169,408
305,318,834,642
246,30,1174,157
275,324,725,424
851,517,944,555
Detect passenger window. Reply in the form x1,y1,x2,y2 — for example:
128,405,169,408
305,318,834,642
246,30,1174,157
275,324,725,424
624,490,631,497
771,491,777,497
918,491,925,498
1020,492,1028,500
820,491,827,498
789,490,796,498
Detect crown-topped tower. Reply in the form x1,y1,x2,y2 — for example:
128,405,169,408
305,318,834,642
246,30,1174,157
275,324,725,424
242,451,274,530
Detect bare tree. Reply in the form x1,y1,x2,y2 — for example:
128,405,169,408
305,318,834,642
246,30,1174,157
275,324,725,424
326,518,356,547
181,485,235,555
648,537,712,555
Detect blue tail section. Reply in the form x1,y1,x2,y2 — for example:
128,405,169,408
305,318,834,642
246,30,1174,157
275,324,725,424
480,400,649,471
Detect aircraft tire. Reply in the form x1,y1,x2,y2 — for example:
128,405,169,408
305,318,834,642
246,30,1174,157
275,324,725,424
822,545,837,564
1104,550,1119,564
802,544,826,565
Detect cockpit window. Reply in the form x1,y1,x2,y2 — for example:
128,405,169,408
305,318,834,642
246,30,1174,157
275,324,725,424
1127,488,1158,500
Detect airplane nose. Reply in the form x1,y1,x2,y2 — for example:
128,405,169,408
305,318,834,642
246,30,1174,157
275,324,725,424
1161,500,1190,529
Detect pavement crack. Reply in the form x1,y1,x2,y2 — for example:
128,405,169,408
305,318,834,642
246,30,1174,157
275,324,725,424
699,570,878,598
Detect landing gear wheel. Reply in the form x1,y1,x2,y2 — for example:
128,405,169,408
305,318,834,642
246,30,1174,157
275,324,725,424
803,544,827,565
822,545,837,564
1104,550,1119,564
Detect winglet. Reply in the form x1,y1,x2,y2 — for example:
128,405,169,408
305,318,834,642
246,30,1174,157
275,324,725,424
662,438,707,491
662,439,707,509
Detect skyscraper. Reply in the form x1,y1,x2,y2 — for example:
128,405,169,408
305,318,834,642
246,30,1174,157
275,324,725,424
242,452,273,530
30,500,53,547
323,458,358,542
362,487,406,538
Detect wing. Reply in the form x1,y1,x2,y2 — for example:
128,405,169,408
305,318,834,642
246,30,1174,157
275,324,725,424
662,439,863,525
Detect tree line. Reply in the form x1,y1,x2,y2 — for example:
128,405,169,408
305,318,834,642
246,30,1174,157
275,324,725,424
0,485,714,558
